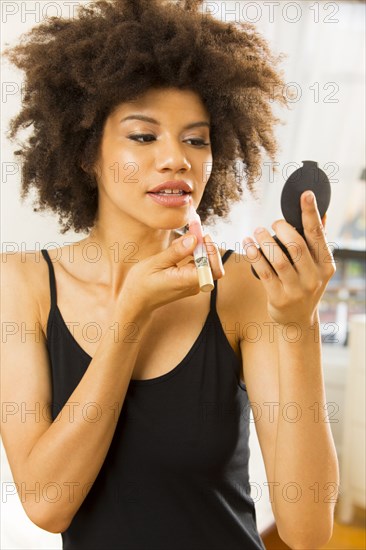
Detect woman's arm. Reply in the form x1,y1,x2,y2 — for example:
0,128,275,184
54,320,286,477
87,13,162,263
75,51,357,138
1,252,152,534
237,190,339,549
240,300,339,549
271,312,339,549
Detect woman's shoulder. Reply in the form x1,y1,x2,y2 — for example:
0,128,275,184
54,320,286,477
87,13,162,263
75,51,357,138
0,249,37,280
1,249,52,322
1,248,52,279
217,245,254,284
216,246,268,327
0,250,44,323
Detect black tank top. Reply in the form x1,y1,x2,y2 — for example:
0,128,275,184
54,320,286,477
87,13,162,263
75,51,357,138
41,248,266,550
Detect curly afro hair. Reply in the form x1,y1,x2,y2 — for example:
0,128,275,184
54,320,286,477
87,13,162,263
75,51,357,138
4,0,289,235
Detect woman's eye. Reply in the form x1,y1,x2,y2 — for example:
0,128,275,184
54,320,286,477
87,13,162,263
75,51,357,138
185,138,211,147
128,134,156,143
127,135,210,147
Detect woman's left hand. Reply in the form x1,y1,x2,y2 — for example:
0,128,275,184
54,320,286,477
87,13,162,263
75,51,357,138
243,190,337,327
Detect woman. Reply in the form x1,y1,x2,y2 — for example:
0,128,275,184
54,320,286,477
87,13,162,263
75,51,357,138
1,1,339,549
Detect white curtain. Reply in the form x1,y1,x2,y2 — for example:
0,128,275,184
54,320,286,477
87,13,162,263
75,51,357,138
212,0,365,252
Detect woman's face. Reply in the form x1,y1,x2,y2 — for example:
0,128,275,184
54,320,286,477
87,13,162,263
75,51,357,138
93,87,213,231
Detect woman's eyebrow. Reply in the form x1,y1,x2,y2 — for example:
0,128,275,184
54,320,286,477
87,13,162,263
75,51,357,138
120,114,210,130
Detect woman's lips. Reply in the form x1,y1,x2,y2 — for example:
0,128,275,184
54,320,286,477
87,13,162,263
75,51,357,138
147,192,191,207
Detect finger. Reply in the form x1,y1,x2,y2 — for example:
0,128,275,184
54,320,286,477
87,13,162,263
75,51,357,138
301,191,336,273
157,233,197,269
243,231,283,292
271,219,316,286
253,226,300,288
171,234,185,245
203,234,225,279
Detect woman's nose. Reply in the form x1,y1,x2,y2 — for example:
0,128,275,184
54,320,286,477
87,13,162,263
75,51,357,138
155,140,191,173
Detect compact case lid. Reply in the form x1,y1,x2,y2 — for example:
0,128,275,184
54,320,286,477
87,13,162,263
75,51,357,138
280,160,331,235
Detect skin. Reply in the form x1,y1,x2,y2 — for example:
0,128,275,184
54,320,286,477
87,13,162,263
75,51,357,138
79,86,224,298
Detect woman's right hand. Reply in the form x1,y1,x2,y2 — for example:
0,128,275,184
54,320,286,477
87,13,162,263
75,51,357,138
119,233,225,315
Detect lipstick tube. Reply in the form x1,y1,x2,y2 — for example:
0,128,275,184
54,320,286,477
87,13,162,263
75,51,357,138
188,202,214,292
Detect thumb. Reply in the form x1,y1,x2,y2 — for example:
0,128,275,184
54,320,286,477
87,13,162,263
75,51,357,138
157,233,197,268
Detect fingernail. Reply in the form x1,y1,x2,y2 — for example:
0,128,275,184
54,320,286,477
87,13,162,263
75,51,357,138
255,227,265,235
306,191,314,204
182,235,195,248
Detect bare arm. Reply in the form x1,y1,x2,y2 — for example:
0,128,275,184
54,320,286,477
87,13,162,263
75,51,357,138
240,289,339,548
240,192,339,549
1,253,151,534
271,315,339,549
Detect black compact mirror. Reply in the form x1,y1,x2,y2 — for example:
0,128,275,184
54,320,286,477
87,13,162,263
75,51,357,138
251,160,331,279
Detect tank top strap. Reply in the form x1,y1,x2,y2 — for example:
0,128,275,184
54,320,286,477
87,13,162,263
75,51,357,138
40,246,233,316
210,249,234,311
40,249,57,311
